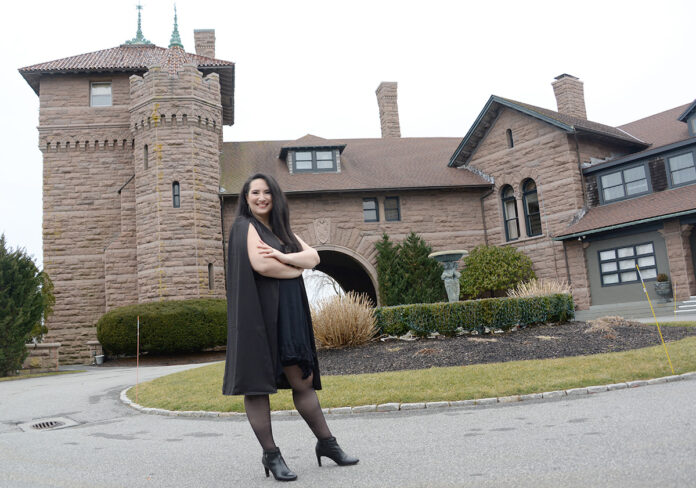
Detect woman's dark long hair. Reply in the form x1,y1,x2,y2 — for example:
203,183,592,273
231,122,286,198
236,173,301,252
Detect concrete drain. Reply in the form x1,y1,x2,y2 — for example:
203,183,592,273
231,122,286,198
18,417,78,432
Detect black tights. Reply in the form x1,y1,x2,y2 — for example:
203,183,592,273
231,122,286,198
244,365,332,451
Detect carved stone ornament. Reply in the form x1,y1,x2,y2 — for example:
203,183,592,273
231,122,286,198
315,218,330,244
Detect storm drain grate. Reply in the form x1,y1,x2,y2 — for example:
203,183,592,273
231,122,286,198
31,420,65,430
18,417,78,432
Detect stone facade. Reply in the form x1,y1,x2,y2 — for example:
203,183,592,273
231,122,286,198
38,59,225,363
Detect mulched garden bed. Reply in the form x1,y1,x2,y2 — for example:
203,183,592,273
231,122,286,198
103,320,696,373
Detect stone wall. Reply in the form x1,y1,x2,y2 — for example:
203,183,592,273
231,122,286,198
21,343,61,374
39,74,134,363
660,221,696,299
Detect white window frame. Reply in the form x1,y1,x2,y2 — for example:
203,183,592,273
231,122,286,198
90,81,112,107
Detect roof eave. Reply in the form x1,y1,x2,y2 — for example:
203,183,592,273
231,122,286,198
678,99,696,122
553,208,696,241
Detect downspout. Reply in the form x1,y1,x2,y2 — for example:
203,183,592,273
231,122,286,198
562,239,572,285
479,188,494,245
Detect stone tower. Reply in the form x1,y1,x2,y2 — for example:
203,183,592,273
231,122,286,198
128,16,226,302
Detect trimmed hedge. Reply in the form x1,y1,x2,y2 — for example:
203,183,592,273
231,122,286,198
374,294,574,337
96,299,227,355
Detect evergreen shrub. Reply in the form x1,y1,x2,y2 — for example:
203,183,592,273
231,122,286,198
375,232,446,306
0,235,54,376
460,245,536,299
374,294,574,337
96,299,227,355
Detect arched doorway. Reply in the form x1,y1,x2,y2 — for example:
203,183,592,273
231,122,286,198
314,246,379,306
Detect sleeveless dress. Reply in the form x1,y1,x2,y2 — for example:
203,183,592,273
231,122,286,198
275,244,317,382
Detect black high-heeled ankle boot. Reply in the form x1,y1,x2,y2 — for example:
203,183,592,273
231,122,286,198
315,436,359,467
262,448,297,481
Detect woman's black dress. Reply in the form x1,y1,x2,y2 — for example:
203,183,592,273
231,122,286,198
276,274,317,381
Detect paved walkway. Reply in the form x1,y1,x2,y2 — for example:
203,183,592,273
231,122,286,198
2,363,696,487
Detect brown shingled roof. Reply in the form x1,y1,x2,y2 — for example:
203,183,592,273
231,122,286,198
18,44,235,124
220,137,491,195
618,103,691,148
556,184,696,239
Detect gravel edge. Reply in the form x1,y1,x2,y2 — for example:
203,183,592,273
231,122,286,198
119,371,696,418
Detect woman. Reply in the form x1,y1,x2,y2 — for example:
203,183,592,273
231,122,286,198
223,173,358,481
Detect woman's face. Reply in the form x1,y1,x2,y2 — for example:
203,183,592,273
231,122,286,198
247,178,273,221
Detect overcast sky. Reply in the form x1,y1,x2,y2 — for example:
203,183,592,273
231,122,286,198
1,0,694,269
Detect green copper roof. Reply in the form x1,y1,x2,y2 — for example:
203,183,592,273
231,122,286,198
124,3,153,46
169,5,184,48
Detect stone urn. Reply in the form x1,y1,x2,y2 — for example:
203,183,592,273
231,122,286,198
654,274,672,303
428,250,468,303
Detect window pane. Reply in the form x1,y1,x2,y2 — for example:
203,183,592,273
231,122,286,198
635,243,653,255
637,256,655,267
601,172,622,188
626,179,648,195
385,197,400,221
623,166,646,183
528,214,542,235
295,159,312,170
601,262,618,273
504,200,517,218
507,219,519,239
502,186,514,198
317,159,334,169
672,167,696,185
91,82,112,107
642,269,657,279
603,274,619,285
620,271,637,282
363,200,376,210
619,259,636,270
363,199,377,222
600,250,616,261
295,152,312,161
669,153,695,171
603,186,625,201
617,247,635,258
316,151,333,160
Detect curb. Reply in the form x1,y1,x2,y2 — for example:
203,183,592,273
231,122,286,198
119,371,696,418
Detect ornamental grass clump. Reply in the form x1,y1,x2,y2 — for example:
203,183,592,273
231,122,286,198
507,279,571,298
311,292,377,349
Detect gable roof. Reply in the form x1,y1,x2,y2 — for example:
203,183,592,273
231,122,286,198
554,183,696,240
448,95,649,167
278,134,347,159
220,137,491,196
18,44,235,125
678,99,696,123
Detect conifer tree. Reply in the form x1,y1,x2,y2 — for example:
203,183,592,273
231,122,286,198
375,233,402,306
397,232,446,304
0,235,54,376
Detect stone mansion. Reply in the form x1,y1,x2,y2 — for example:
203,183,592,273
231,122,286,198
19,15,696,363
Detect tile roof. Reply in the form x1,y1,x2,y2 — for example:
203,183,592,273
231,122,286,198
220,137,491,196
449,96,648,167
18,44,235,125
555,183,696,239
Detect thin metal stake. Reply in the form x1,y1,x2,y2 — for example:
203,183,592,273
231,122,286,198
636,265,675,375
136,315,140,404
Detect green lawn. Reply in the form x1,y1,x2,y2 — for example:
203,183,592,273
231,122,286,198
127,334,696,413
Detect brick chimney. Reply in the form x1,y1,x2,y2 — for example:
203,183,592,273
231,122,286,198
376,82,401,138
552,74,587,119
194,29,215,58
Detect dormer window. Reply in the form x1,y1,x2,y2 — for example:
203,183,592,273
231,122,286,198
292,150,337,173
599,163,649,203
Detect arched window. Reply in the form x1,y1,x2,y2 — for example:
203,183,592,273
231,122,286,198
523,179,542,236
144,144,149,170
506,129,514,148
172,181,180,208
501,185,519,241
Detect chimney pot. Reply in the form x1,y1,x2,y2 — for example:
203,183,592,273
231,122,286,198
194,29,216,58
376,82,401,138
552,73,587,119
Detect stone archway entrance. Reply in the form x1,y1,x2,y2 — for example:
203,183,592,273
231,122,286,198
314,246,379,306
